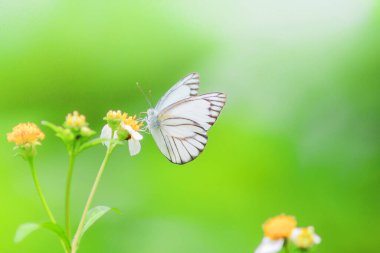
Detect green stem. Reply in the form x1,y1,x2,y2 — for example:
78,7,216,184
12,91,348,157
71,145,114,253
284,239,290,253
65,153,76,239
28,158,56,223
28,157,69,253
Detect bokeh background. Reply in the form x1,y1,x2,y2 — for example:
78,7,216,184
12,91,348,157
1,0,379,252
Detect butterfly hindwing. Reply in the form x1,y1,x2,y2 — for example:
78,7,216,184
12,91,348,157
150,119,208,164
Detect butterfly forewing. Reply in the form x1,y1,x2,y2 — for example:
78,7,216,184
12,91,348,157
160,93,226,131
155,73,200,111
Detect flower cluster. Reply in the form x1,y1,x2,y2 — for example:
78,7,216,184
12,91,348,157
64,111,95,138
41,111,96,155
7,109,145,253
101,110,143,156
255,214,321,253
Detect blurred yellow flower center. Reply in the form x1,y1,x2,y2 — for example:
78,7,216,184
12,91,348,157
7,122,45,146
65,111,87,128
263,215,297,240
295,227,315,249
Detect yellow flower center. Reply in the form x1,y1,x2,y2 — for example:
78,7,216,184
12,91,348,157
7,122,45,146
123,115,143,131
65,111,87,128
263,215,297,240
295,228,315,249
106,110,143,131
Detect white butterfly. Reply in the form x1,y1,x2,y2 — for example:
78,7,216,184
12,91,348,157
146,73,227,164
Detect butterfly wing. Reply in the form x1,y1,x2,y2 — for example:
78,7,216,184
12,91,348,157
155,73,200,111
149,119,208,164
151,92,226,164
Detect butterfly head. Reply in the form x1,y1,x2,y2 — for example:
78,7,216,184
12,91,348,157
147,108,155,117
146,108,159,129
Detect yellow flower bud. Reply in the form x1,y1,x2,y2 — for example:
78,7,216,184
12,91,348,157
7,123,45,146
65,111,87,128
263,215,297,240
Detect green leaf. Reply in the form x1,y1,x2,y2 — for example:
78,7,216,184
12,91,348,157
77,138,107,153
41,121,75,144
15,222,71,251
78,138,124,153
79,206,117,242
40,222,71,250
41,121,62,133
14,223,40,243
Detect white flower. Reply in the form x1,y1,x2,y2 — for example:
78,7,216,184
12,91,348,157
122,123,143,156
100,124,116,148
290,227,321,250
100,123,143,156
101,110,144,156
254,237,284,253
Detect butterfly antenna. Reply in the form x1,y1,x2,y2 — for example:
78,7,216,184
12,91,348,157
148,89,153,102
136,82,152,108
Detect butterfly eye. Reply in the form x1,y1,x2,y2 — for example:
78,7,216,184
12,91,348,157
147,109,154,116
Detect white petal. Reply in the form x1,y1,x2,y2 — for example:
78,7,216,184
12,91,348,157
290,228,302,241
122,124,143,141
128,138,141,156
131,130,143,141
100,125,112,147
313,234,321,244
254,237,284,253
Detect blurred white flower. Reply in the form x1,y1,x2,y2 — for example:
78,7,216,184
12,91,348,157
254,215,297,253
290,226,321,250
254,237,284,253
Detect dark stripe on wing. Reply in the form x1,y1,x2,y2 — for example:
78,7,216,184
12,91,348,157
171,136,182,164
161,129,174,162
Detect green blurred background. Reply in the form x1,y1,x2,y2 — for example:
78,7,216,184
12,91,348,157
1,1,379,252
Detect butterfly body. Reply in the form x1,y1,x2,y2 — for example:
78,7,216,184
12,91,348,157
146,73,226,164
